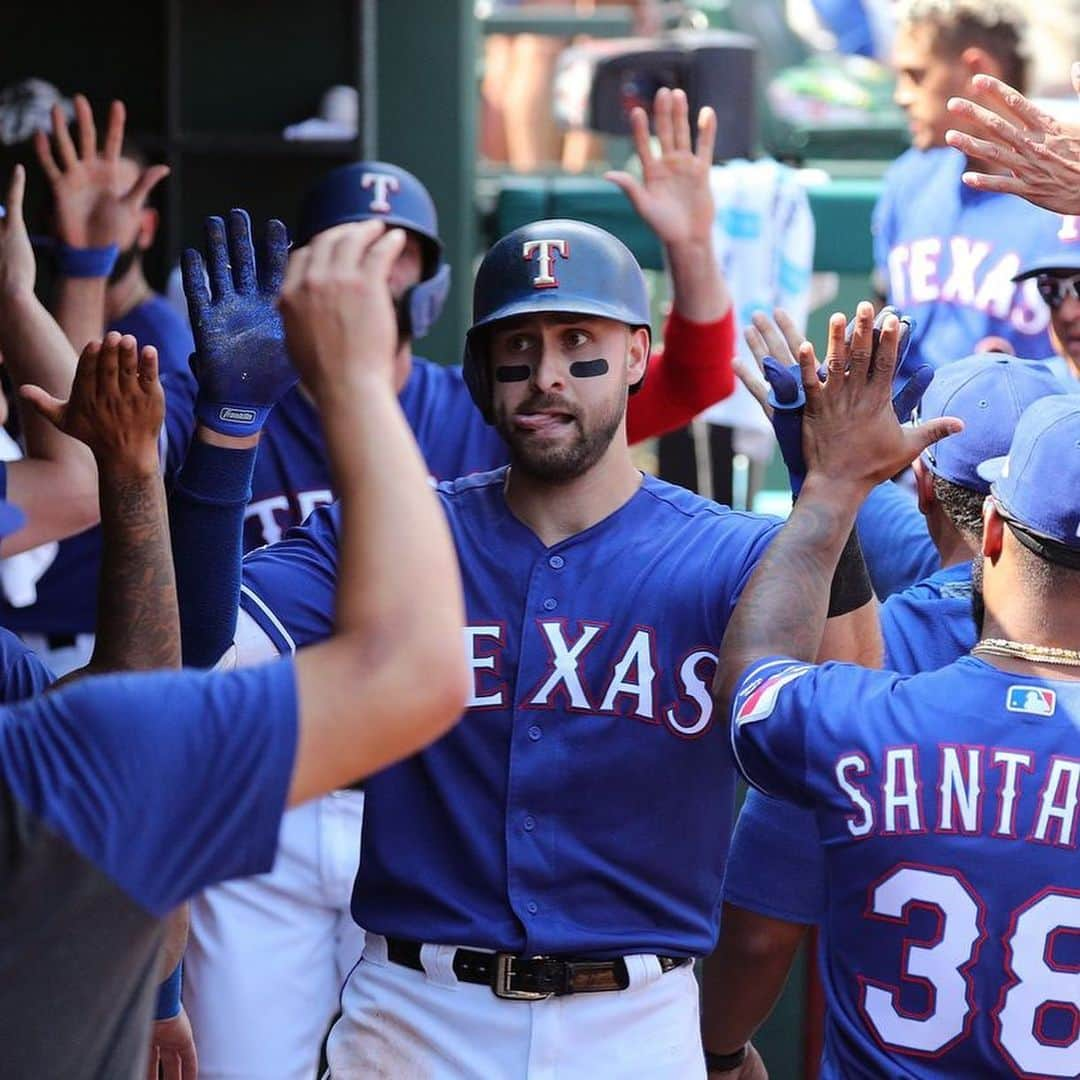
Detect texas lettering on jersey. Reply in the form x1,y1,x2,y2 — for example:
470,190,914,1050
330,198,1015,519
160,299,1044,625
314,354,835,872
465,620,717,738
245,489,333,547
886,240,1049,337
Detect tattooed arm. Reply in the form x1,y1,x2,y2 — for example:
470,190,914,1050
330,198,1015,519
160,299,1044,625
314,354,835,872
22,332,180,677
714,304,961,715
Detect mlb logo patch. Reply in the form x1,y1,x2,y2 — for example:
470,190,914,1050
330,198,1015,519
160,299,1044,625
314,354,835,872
1006,685,1057,717
735,666,809,726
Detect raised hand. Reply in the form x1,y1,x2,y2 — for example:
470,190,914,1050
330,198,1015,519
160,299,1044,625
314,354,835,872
605,86,716,249
741,306,931,496
182,208,295,437
21,332,164,476
0,166,35,301
799,303,962,493
945,67,1080,216
34,94,169,251
277,220,406,397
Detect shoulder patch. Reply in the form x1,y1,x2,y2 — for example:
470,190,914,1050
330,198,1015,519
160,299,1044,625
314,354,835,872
1006,685,1057,717
736,665,811,726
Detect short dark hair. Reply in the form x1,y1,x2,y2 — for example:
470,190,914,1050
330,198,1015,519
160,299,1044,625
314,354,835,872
899,0,1029,92
932,474,986,539
1013,533,1080,593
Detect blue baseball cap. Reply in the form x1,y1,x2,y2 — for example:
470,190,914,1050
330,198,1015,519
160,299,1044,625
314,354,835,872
977,395,1080,560
1012,244,1080,282
918,354,1065,494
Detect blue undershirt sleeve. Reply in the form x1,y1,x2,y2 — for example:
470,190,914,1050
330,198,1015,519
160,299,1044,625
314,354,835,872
169,439,257,668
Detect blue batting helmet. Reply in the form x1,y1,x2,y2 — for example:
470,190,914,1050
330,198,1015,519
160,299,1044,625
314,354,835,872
296,161,450,339
462,219,652,422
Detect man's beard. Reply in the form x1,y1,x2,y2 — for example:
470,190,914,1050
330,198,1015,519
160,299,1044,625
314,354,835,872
970,558,985,638
495,389,626,484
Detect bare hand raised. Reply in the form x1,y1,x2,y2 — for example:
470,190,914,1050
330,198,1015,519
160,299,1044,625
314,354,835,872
277,221,406,396
605,87,716,249
21,332,163,475
799,303,961,494
0,166,35,301
34,94,170,250
945,68,1080,216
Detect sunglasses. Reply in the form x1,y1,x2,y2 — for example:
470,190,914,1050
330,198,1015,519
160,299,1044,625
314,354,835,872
1036,272,1080,309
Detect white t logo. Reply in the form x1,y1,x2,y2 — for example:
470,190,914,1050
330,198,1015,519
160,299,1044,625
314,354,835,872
362,171,400,213
522,239,569,288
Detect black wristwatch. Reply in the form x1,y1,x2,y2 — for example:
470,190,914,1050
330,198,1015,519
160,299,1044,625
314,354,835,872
704,1045,748,1072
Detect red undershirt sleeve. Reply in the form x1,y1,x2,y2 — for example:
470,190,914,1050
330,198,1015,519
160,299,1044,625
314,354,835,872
626,306,736,445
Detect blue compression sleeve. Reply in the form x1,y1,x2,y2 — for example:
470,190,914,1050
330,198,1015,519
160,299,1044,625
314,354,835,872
169,439,257,668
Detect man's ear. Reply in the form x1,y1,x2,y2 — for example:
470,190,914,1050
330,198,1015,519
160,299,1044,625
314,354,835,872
137,207,159,251
912,457,935,516
627,327,650,384
982,497,1005,562
960,46,1005,83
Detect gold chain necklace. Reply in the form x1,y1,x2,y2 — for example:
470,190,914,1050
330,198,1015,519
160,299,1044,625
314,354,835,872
973,639,1080,668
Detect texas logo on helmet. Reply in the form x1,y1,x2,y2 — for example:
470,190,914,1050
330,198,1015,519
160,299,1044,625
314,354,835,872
735,664,811,727
361,171,400,213
523,239,569,288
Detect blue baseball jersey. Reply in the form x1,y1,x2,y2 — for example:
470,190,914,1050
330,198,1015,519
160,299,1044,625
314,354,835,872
0,657,297,1077
242,359,508,551
239,468,780,956
856,478,937,601
723,562,976,926
0,626,56,700
731,655,1080,1078
874,147,1068,373
0,295,194,637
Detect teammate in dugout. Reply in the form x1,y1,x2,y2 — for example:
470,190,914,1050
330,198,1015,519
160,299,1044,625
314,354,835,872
178,87,743,1080
231,86,737,552
167,215,885,1078
874,0,1077,375
716,306,1080,1075
0,219,468,1079
702,343,1066,1067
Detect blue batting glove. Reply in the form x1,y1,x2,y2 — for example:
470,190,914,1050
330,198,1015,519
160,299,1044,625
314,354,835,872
182,209,296,437
762,355,808,497
763,309,926,498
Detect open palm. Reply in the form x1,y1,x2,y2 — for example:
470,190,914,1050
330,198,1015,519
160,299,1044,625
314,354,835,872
606,87,716,246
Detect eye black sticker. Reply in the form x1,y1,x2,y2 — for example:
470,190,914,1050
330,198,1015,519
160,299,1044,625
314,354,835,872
495,365,531,383
569,357,609,378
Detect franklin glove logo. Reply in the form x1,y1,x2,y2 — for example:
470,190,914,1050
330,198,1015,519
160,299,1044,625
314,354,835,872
219,406,258,425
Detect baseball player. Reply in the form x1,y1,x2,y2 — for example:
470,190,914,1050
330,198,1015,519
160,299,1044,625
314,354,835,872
181,86,743,1080
0,165,100,555
1,94,193,675
704,346,1066,1064
236,86,735,551
1011,241,1080,388
0,218,467,1080
170,218,881,1079
875,0,1076,374
718,312,1080,1075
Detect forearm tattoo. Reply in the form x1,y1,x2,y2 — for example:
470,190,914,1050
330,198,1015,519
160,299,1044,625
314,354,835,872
93,471,182,672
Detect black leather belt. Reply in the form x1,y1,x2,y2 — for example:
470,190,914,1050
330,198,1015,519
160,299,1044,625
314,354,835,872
385,935,691,1000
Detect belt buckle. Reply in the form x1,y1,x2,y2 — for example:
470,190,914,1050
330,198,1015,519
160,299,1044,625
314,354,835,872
492,953,551,1000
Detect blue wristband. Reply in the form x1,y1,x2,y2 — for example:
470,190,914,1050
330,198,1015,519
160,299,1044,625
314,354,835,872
56,243,119,278
154,961,183,1021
